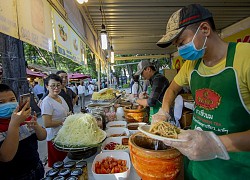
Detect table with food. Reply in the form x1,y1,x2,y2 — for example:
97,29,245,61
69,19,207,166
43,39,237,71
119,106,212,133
43,88,184,180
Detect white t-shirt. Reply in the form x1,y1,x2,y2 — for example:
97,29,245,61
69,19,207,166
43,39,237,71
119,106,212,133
88,84,95,95
77,85,85,95
41,96,69,141
132,82,142,95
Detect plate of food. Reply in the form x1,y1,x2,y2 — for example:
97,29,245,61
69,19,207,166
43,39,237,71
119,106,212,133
53,142,96,152
53,113,107,151
138,121,187,142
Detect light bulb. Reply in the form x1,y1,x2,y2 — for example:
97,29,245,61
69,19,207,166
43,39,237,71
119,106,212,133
111,46,114,63
76,0,87,4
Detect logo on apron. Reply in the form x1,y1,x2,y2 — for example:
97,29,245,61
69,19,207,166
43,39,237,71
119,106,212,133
195,88,221,110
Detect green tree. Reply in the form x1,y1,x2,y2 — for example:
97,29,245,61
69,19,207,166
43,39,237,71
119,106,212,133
24,43,97,78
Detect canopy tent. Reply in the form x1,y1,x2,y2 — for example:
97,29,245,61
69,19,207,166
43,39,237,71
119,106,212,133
68,73,91,79
26,68,46,77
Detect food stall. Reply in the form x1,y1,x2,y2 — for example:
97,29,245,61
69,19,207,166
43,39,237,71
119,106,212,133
43,88,183,180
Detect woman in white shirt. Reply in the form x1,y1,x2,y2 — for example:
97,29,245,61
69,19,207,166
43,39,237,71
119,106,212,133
88,83,95,95
41,74,69,167
132,75,142,97
77,82,86,110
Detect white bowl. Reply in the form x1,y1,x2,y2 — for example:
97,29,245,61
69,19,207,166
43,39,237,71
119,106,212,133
101,137,129,153
106,121,127,129
127,122,147,135
106,127,130,138
92,151,131,180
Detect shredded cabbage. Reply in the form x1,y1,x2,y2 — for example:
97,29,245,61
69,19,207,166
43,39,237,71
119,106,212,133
54,113,106,147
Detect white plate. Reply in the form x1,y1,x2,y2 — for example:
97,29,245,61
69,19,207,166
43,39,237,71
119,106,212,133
106,121,127,129
138,125,186,142
106,127,130,138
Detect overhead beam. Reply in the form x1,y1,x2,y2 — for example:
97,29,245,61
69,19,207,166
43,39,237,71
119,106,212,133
115,54,170,61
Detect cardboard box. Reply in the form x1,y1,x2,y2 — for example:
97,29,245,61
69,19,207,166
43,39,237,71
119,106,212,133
180,108,193,129
180,93,193,101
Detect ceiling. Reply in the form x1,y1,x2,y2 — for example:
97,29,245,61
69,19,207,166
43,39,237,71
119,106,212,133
83,0,250,56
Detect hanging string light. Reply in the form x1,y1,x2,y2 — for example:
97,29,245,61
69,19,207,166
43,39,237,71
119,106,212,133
101,24,108,50
110,45,114,63
110,36,114,63
100,5,108,50
76,0,88,4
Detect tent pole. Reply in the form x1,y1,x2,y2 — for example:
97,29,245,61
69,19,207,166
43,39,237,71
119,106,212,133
97,58,101,91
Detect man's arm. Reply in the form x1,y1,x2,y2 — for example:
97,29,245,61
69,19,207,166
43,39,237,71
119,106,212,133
71,90,78,106
136,75,168,107
162,80,183,113
220,130,250,152
0,103,31,162
73,95,78,106
67,88,78,106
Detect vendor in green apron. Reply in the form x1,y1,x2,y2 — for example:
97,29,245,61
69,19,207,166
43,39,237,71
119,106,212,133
133,60,169,123
154,4,250,180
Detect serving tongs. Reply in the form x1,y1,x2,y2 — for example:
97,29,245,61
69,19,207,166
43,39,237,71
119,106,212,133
109,94,122,105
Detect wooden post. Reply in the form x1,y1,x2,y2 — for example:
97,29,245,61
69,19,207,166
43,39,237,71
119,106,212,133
0,33,29,98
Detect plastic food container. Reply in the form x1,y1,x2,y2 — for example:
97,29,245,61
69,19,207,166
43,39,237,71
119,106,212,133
92,151,131,180
101,137,129,153
106,121,127,129
106,127,129,138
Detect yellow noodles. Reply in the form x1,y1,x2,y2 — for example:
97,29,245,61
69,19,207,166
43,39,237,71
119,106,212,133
149,121,180,139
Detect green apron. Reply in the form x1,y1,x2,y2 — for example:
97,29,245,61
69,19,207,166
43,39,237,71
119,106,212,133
186,42,250,180
147,86,162,123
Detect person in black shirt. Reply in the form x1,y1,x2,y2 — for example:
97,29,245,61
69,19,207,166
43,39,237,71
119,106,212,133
39,71,78,113
132,60,170,123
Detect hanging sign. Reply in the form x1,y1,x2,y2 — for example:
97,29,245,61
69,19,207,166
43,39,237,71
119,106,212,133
71,30,82,64
17,0,53,52
223,28,250,43
0,0,18,38
53,8,86,65
52,8,73,59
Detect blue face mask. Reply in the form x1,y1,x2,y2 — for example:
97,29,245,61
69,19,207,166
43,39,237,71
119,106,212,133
178,26,207,60
0,102,18,118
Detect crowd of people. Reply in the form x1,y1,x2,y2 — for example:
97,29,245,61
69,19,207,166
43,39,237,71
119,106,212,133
28,71,96,112
0,69,98,178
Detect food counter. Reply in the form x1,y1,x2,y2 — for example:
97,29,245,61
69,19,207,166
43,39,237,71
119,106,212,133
46,89,183,179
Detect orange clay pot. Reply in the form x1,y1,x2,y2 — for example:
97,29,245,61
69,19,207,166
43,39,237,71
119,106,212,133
123,106,148,123
129,133,182,180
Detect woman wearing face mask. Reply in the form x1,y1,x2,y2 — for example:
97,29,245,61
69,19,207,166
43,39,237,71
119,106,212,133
40,74,69,167
154,4,250,180
0,84,47,179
